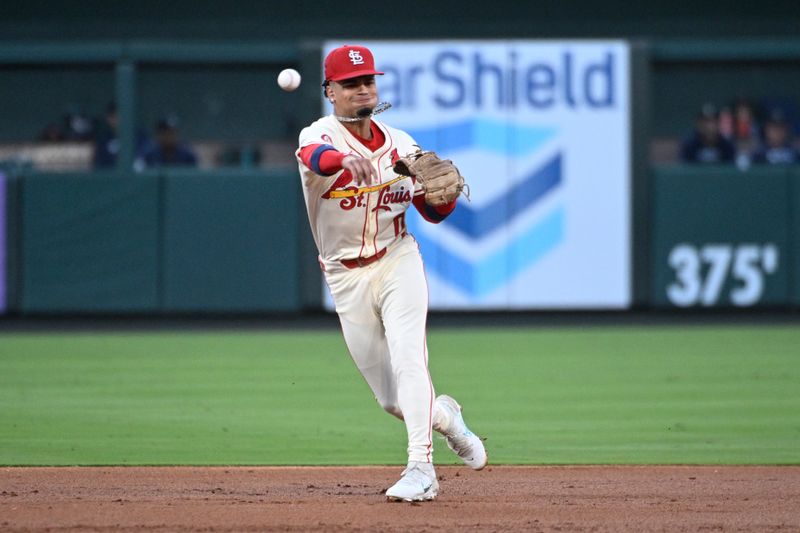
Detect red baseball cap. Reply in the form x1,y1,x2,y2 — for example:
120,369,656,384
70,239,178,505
324,45,384,83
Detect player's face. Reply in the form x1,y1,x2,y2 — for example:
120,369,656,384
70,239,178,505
328,75,378,117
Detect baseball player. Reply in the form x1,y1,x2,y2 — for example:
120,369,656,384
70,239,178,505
295,44,487,502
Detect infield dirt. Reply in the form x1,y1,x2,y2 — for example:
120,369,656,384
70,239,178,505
1,465,799,531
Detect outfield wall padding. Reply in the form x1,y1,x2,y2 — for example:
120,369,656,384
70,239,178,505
15,170,305,314
20,172,161,312
8,166,800,314
651,166,796,309
161,170,301,312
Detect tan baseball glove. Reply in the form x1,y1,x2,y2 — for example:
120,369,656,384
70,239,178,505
393,148,467,206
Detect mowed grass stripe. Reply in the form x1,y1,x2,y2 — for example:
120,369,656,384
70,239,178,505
0,326,798,465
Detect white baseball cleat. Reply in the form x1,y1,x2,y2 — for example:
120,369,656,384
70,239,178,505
385,461,439,502
434,394,488,470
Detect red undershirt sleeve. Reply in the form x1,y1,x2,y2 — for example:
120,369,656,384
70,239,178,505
299,144,347,175
412,195,457,224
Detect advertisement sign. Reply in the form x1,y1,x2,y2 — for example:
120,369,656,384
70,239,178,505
322,40,631,309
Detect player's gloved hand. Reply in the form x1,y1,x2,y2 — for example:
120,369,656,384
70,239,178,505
393,148,467,206
342,155,377,187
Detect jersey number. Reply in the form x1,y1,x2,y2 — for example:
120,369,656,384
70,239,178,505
393,213,407,237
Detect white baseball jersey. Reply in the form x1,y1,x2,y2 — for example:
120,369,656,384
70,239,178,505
296,115,423,263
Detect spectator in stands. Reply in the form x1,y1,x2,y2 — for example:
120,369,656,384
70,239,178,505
61,104,94,142
38,104,97,143
752,109,800,165
39,122,64,142
93,102,120,168
140,114,198,168
729,98,761,169
680,103,736,164
92,102,148,169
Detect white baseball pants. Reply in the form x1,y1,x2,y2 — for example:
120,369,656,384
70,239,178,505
323,236,436,464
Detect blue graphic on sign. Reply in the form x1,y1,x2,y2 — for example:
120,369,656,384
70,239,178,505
406,119,565,297
412,206,564,297
409,119,556,157
441,154,561,239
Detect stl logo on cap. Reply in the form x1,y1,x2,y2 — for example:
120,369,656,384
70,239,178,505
348,50,364,65
324,45,385,83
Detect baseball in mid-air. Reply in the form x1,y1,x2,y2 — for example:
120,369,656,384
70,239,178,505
277,68,301,91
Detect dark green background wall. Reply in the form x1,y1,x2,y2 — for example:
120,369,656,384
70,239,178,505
0,66,115,142
3,3,799,142
2,2,799,40
4,53,800,144
138,66,300,143
652,59,800,138
0,65,301,143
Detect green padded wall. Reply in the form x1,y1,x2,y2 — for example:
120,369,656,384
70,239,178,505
10,166,800,314
792,168,800,307
20,172,160,312
651,166,791,308
161,170,302,312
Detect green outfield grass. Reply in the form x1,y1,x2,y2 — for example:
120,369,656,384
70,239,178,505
0,325,798,465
